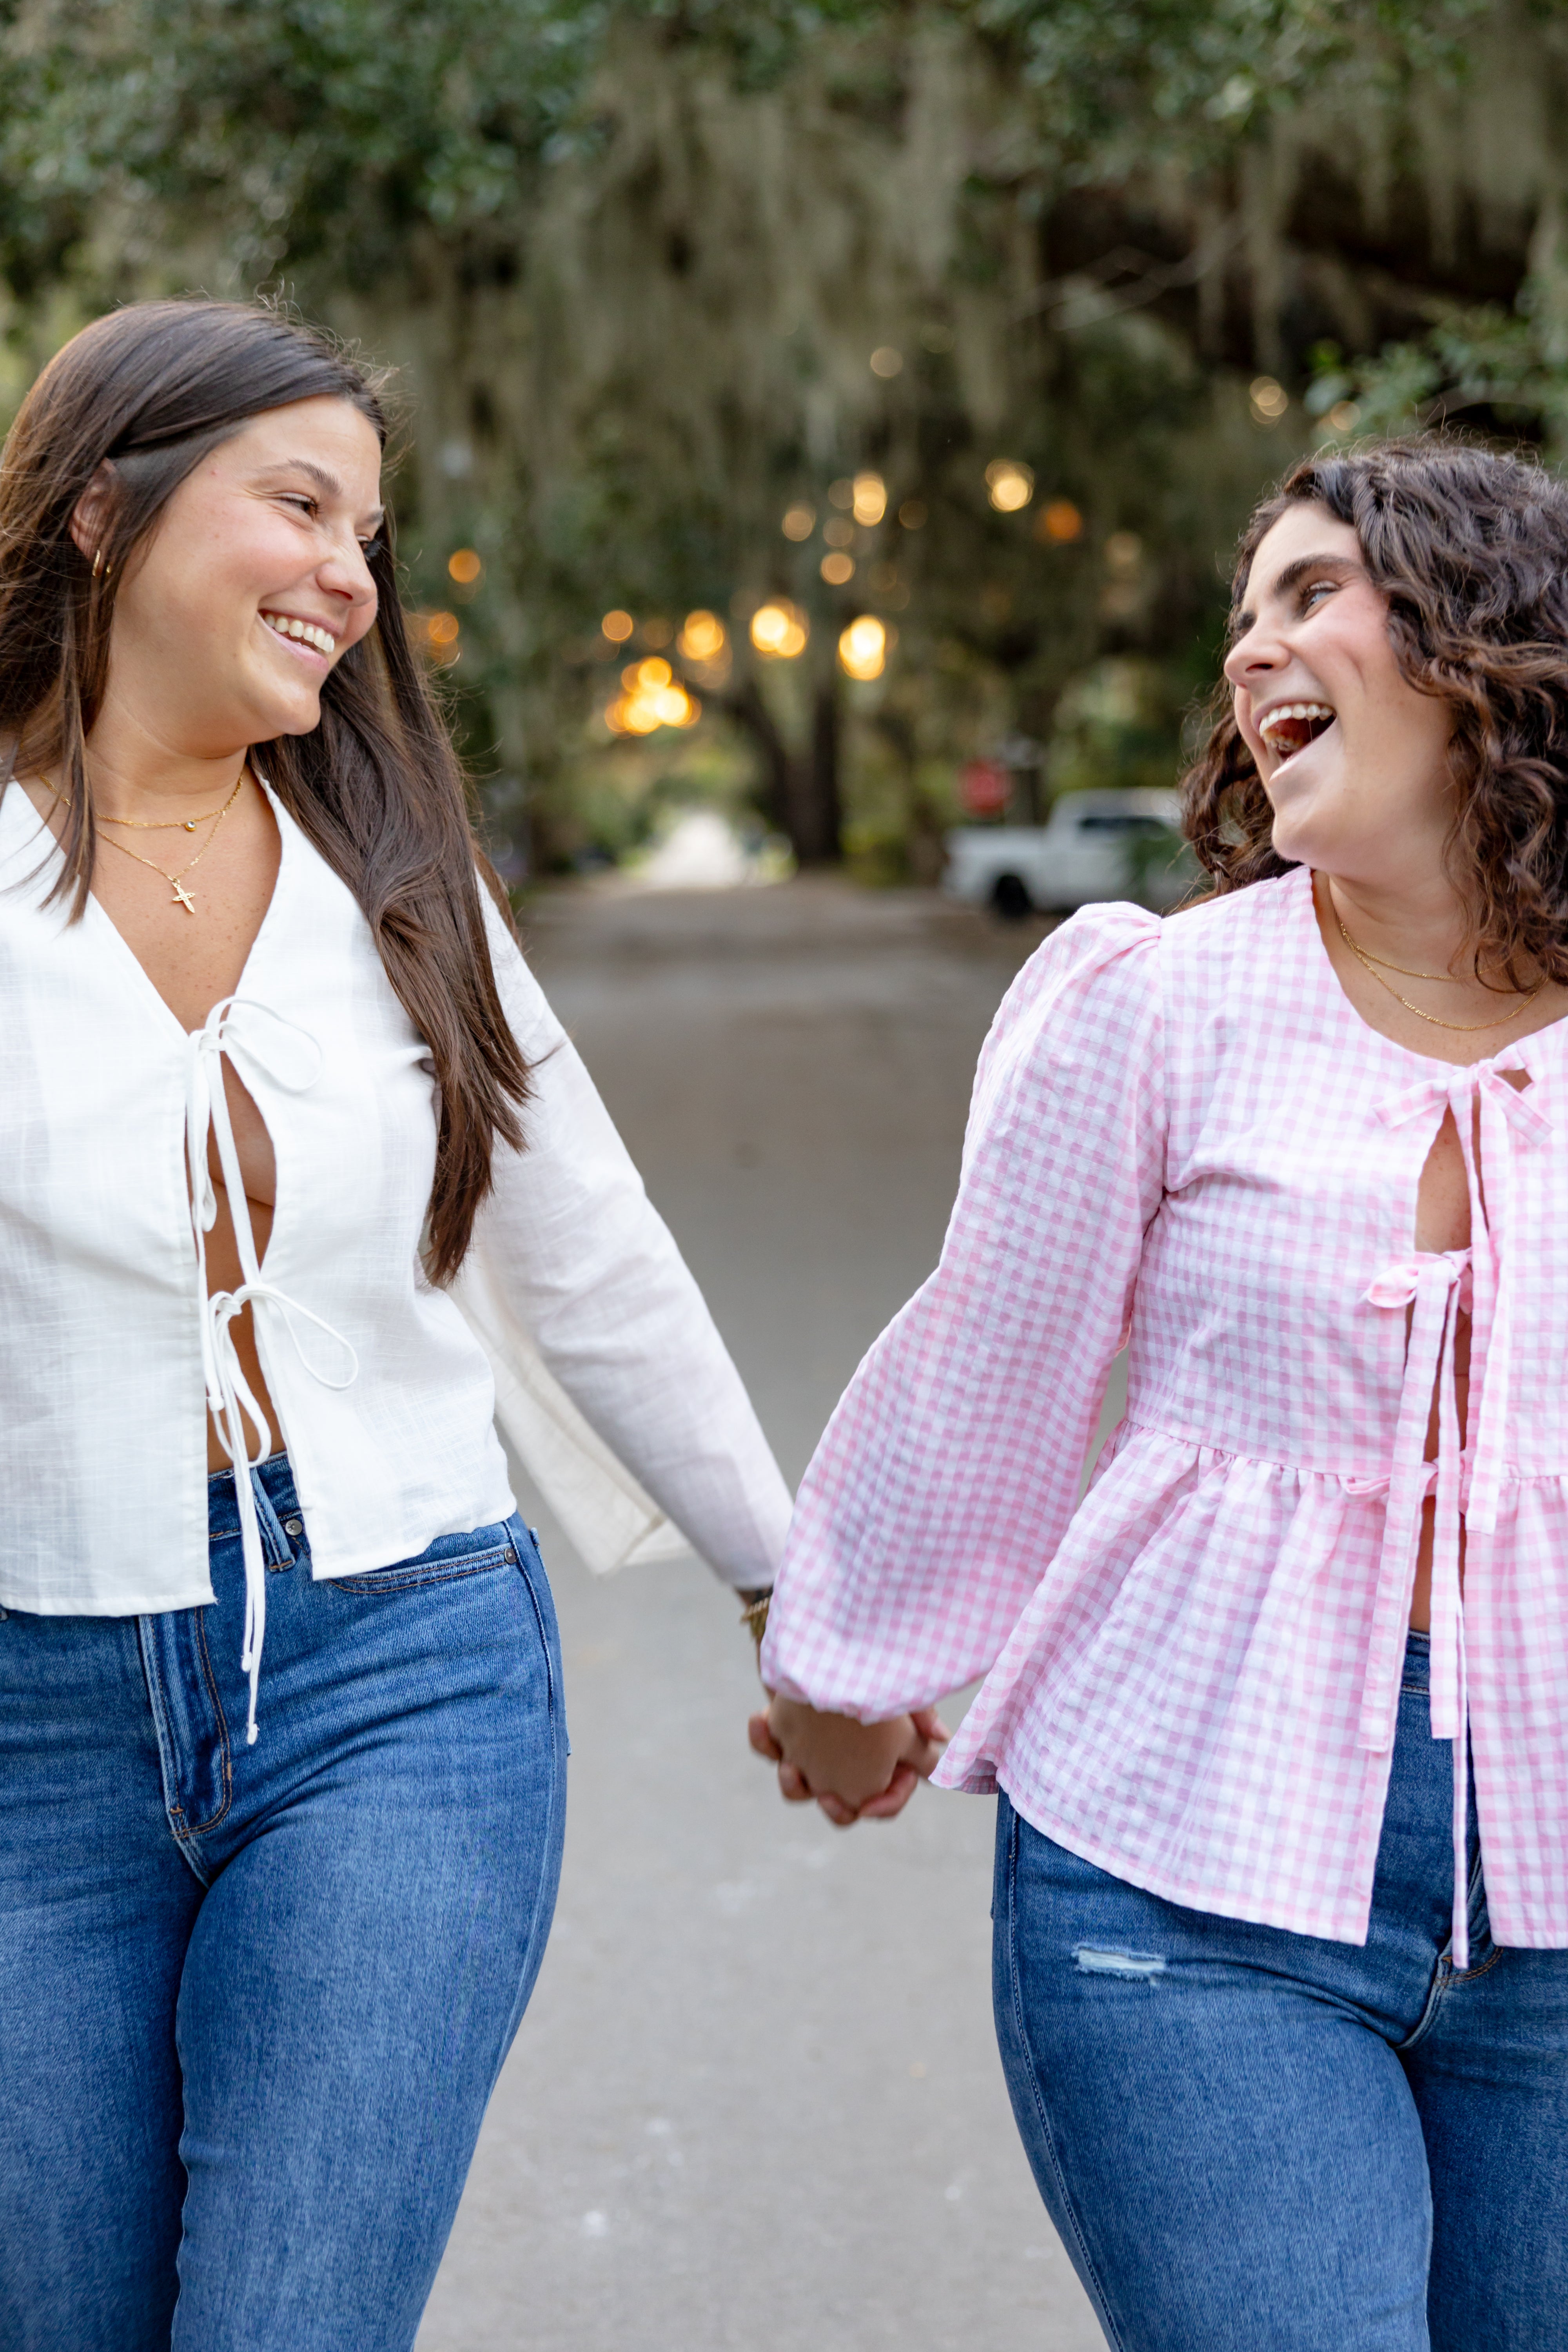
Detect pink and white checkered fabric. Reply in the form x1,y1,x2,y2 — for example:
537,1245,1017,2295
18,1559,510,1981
761,866,1568,1954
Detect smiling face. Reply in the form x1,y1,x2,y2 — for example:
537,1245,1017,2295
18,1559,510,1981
93,396,383,760
1224,500,1455,886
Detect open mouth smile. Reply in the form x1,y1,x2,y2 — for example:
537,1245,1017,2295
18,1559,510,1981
1258,701,1336,768
260,611,337,660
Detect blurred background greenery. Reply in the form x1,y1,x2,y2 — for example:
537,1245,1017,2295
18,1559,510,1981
5,0,1568,882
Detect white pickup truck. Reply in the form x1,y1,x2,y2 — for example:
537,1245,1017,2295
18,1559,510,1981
943,788,1196,920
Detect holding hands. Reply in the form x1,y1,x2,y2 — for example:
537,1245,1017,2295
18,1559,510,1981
748,1692,950,1826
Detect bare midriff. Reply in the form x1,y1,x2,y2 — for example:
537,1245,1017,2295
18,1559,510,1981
200,1084,280,1473
1409,1103,1472,1634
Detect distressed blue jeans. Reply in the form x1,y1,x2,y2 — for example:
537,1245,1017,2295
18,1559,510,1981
0,1454,567,2352
994,1632,1568,2350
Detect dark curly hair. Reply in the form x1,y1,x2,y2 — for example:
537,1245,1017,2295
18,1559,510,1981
1181,436,1568,985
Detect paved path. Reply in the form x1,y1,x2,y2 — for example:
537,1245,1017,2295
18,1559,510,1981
416,878,1107,2352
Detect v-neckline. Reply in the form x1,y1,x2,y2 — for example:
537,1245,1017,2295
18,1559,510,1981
1293,863,1568,1082
5,769,292,1046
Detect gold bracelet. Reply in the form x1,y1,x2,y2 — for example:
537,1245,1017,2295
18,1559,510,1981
737,1588,771,1646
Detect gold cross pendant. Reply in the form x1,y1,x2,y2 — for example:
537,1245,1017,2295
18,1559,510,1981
171,881,197,913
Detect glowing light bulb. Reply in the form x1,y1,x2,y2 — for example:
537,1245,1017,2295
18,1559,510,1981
837,615,887,681
750,602,809,658
851,472,887,526
678,610,728,661
985,460,1034,514
1038,499,1083,543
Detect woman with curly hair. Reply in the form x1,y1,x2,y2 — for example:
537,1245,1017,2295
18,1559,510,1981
754,439,1568,2346
0,298,791,2350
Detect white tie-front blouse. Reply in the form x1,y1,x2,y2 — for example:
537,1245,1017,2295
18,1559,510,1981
0,778,792,1728
763,870,1568,1965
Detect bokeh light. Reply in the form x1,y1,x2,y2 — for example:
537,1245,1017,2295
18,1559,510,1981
870,346,904,378
750,601,809,658
1249,374,1289,422
1105,530,1143,574
1038,499,1083,543
601,609,635,642
678,610,727,661
781,505,816,541
643,617,674,648
985,459,1035,513
828,479,855,509
898,499,927,529
820,551,855,586
852,472,887,526
606,655,701,733
447,548,482,585
411,610,461,665
838,615,887,680
1327,399,1360,433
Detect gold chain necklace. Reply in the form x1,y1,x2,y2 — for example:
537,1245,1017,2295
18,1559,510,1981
1339,935,1462,983
1334,906,1543,1034
97,794,238,833
42,768,246,915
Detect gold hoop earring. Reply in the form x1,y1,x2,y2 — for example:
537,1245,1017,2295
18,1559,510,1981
91,547,104,580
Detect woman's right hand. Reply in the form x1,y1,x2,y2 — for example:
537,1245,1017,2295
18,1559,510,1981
748,1693,950,1826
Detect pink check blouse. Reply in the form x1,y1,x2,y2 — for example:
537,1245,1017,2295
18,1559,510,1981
761,866,1568,1965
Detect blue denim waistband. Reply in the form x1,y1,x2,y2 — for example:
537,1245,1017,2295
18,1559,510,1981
1402,1627,1431,1693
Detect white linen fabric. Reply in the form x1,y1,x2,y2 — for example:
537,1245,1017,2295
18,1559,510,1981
0,779,791,1720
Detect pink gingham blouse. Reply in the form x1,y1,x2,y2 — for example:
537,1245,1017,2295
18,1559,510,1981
761,866,1568,1963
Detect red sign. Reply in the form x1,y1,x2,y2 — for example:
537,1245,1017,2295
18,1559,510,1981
960,759,1011,818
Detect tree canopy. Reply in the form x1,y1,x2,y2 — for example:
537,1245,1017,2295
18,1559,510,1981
0,0,1554,872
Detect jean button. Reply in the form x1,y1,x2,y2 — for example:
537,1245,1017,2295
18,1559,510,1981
283,1518,304,1538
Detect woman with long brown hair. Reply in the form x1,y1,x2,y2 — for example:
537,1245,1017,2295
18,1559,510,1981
754,439,1568,2345
0,298,790,2350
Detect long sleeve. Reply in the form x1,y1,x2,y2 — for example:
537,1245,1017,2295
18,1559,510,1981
454,895,793,1589
760,902,1166,1717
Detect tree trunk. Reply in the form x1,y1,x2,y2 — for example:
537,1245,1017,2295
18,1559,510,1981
684,668,843,868
791,679,842,866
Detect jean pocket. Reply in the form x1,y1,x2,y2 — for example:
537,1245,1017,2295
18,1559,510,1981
325,1524,520,1595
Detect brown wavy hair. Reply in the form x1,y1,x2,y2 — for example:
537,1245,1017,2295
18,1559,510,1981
0,298,527,1282
1181,436,1568,984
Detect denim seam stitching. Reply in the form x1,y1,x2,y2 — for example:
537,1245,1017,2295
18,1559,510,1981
1005,1809,1129,2352
1447,1944,1505,1986
134,1617,211,1887
510,1531,559,1713
176,1609,234,1838
323,1547,514,1595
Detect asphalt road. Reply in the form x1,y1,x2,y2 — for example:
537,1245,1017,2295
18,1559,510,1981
416,876,1110,2352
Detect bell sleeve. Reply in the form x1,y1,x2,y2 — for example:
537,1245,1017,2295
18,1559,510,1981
760,901,1166,1717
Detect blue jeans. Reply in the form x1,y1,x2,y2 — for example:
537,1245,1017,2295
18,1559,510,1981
994,1633,1568,2350
0,1454,567,2352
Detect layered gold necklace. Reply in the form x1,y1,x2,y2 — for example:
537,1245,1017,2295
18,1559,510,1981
43,767,247,915
1332,898,1544,1034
